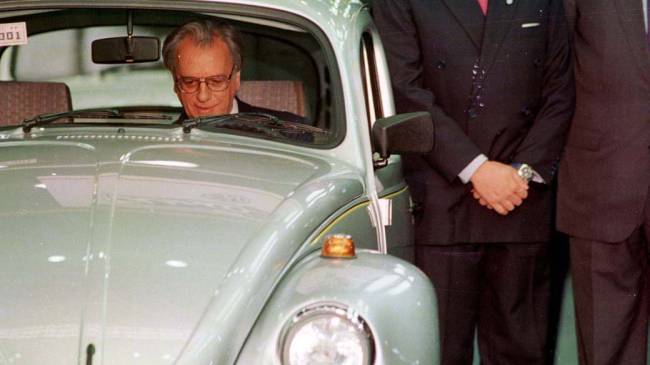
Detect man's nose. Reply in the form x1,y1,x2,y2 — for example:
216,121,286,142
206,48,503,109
196,81,211,102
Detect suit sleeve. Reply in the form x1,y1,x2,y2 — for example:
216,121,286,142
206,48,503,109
510,0,575,183
372,0,483,182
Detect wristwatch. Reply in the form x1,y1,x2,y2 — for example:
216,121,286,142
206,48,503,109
515,163,547,183
513,163,535,182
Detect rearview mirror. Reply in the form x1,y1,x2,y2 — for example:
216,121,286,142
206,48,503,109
92,36,160,64
372,111,434,159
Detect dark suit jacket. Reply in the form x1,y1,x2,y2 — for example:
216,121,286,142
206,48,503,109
373,0,574,244
556,0,650,243
176,98,306,124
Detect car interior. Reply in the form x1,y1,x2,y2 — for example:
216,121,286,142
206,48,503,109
0,81,72,125
0,7,340,145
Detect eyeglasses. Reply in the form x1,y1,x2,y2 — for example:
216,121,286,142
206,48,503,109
175,65,237,93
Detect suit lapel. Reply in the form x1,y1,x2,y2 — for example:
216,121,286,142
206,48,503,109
441,0,486,50
479,0,520,72
612,0,650,83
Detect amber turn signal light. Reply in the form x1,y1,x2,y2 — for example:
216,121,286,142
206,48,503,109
321,234,356,259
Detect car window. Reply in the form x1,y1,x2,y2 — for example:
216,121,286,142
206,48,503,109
0,9,340,147
3,26,177,110
360,31,383,125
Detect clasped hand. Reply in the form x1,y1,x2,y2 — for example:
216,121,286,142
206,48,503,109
470,161,529,215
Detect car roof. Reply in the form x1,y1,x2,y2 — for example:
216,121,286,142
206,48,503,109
0,0,368,28
0,0,369,58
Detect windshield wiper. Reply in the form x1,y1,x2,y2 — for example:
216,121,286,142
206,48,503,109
181,112,329,142
22,108,172,133
22,109,122,132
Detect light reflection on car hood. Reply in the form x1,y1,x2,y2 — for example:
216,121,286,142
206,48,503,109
0,130,363,364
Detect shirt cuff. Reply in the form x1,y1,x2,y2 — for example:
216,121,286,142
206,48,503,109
458,154,488,184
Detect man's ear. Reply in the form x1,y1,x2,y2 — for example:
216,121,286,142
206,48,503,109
232,70,241,93
173,82,182,100
171,72,180,94
172,75,187,112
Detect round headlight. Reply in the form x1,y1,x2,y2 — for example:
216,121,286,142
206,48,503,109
280,304,374,365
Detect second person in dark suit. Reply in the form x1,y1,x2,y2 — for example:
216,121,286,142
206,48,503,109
557,0,650,363
373,0,574,364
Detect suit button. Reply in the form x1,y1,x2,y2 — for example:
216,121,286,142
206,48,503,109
521,107,533,117
533,58,542,67
436,60,446,70
467,108,478,119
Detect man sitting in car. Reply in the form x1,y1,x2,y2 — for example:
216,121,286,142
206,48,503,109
162,19,303,123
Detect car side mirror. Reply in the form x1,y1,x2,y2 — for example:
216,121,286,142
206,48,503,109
92,36,160,64
372,111,434,160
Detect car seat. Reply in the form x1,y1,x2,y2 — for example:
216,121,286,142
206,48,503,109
0,81,72,126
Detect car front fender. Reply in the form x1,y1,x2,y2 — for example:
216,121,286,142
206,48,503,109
236,249,440,364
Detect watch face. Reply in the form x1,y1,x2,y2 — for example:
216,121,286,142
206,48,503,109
518,165,533,181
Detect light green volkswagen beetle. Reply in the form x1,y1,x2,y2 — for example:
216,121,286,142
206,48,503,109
0,0,439,364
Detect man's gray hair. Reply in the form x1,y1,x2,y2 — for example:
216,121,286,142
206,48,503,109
162,19,243,72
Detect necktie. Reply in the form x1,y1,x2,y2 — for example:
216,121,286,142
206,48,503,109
477,0,488,15
646,1,649,50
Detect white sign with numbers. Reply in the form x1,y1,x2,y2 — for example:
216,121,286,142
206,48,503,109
0,22,28,46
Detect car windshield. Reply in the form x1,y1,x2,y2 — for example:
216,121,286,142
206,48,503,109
0,8,340,147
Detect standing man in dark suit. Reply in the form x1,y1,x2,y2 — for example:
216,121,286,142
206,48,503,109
556,0,650,364
373,1,574,364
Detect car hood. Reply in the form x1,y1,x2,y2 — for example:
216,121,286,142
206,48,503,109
0,129,364,364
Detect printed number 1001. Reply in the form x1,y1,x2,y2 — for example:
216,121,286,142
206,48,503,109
0,23,27,46
0,31,21,41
